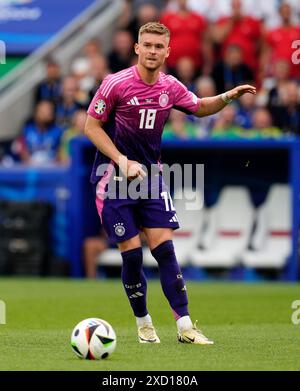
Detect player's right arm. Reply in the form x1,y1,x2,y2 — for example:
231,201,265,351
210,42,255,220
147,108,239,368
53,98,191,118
86,73,146,180
84,115,124,165
84,115,146,181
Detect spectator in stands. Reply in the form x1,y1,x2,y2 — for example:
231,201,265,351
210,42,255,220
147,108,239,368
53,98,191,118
14,101,62,165
187,0,300,28
35,58,61,105
71,58,92,106
134,0,167,8
266,59,291,112
73,55,110,106
59,109,87,165
163,109,197,140
212,104,240,134
164,76,219,139
173,56,197,91
84,38,102,56
55,76,84,129
127,2,160,41
0,140,15,167
251,107,277,131
108,30,135,73
271,80,300,135
72,38,102,73
173,0,229,22
192,76,218,137
88,55,110,101
211,0,262,73
252,0,300,30
83,233,108,278
236,92,257,129
262,2,300,80
212,44,254,94
117,0,133,29
160,0,212,74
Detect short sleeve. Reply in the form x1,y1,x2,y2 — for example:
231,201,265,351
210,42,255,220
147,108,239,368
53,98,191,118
87,76,117,122
172,77,201,114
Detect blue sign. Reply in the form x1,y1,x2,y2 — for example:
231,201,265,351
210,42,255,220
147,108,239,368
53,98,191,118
0,0,98,54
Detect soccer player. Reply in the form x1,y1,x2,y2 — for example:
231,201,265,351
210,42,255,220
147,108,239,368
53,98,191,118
85,22,256,344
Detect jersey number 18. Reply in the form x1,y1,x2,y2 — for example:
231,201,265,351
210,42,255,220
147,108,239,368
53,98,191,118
139,109,157,129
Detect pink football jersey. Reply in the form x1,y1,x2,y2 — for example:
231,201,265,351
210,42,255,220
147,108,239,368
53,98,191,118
88,65,201,183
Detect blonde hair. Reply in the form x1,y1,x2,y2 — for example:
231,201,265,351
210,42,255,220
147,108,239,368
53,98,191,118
138,22,170,42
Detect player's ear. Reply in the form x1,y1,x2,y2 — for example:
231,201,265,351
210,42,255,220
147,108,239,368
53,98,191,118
134,43,139,55
165,46,170,59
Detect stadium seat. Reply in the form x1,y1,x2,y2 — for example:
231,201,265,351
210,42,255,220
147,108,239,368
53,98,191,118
242,184,291,268
97,248,122,267
190,186,254,268
143,187,206,267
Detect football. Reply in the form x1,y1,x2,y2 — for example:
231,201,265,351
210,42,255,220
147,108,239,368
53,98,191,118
71,317,116,360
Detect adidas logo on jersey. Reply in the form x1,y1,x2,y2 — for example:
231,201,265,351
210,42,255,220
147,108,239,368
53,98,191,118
127,96,140,105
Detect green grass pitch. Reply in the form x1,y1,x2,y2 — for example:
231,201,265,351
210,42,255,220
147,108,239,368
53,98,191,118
0,278,300,371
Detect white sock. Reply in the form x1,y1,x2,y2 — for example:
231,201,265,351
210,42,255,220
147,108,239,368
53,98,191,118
176,315,193,332
136,314,152,327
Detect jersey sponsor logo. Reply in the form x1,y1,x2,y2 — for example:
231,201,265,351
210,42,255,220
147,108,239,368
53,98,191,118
159,91,169,107
94,99,106,114
113,223,125,237
127,96,140,105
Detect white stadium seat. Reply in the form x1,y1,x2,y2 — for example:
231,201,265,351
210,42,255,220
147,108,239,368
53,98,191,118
98,188,205,269
190,186,254,268
97,248,122,267
143,187,206,267
242,184,291,269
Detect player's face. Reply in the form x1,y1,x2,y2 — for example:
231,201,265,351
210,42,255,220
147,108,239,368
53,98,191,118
135,33,170,71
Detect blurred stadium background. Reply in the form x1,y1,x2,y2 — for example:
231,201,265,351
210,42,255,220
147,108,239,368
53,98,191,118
0,0,300,372
0,0,299,281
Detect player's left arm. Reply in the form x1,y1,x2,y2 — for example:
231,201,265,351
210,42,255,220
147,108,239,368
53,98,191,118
194,84,256,118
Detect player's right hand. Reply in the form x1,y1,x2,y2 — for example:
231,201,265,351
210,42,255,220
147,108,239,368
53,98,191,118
127,160,147,181
119,158,147,181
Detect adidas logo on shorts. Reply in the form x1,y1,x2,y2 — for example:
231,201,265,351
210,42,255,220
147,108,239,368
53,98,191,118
169,214,178,223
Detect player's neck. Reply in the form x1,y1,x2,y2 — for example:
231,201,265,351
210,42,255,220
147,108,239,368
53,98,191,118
136,64,160,85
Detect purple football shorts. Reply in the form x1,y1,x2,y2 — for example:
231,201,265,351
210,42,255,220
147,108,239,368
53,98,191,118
94,171,179,244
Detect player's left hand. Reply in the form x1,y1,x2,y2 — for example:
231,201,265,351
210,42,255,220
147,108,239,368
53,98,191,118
227,84,256,100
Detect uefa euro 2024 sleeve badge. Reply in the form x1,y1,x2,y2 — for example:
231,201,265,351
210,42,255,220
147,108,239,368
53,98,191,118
94,99,106,114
